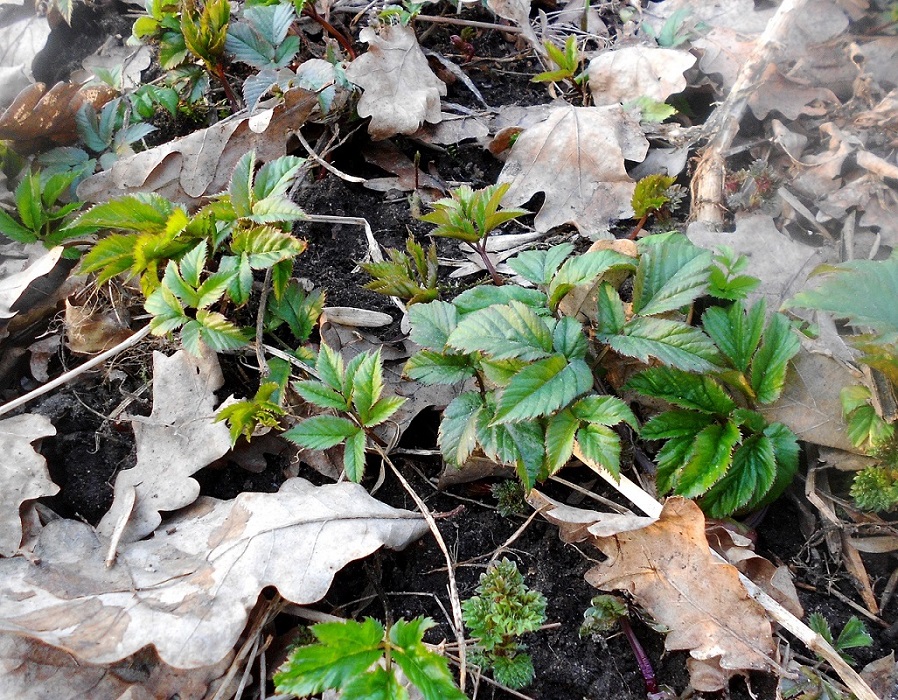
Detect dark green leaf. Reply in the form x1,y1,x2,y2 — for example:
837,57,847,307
390,619,467,700
632,235,711,316
835,617,873,652
625,366,735,414
341,666,408,700
404,350,475,385
268,284,324,341
448,301,554,361
283,415,359,450
545,409,578,474
552,316,587,359
595,281,626,335
700,435,776,517
364,396,406,427
675,421,741,498
350,350,383,424
577,423,621,478
602,317,721,372
343,428,367,482
294,380,348,410
655,435,692,493
571,395,638,428
451,285,547,316
751,313,800,404
0,208,38,243
507,244,574,286
493,355,592,423
756,422,799,509
439,392,484,466
640,409,714,440
229,150,254,217
701,299,765,373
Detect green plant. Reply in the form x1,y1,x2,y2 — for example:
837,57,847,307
361,236,440,305
788,254,898,511
0,169,96,249
724,159,779,211
129,84,181,121
491,479,526,517
133,0,190,69
708,245,761,301
181,0,240,109
378,0,425,25
217,356,291,443
273,616,465,700
419,183,527,286
283,344,406,482
225,3,299,70
462,558,546,689
626,298,801,516
641,8,694,48
532,36,583,85
77,98,157,167
265,281,325,346
628,173,682,238
808,613,873,665
404,243,639,489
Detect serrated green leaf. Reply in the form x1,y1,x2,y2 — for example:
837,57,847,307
732,408,767,433
475,402,544,488
145,285,188,334
351,350,384,424
409,301,457,350
341,667,408,700
576,423,622,478
452,285,547,316
294,380,348,410
507,244,573,285
448,301,554,361
602,317,721,372
194,309,250,350
632,238,711,316
226,23,275,69
229,150,254,217
552,316,587,359
751,313,800,404
273,618,384,695
439,392,484,466
219,253,253,306
571,394,638,428
656,435,692,493
391,621,467,700
196,269,236,308
249,197,307,225
364,396,406,427
162,260,199,306
675,421,741,498
179,240,206,288
702,299,765,373
757,421,799,508
493,355,593,424
835,616,873,651
631,174,676,218
625,366,735,414
343,428,367,482
700,434,776,517
232,225,305,268
845,404,894,451
282,415,358,450
15,171,42,232
545,409,578,474
317,343,344,391
548,249,636,310
75,194,174,232
268,284,324,341
254,155,305,201
595,281,626,335
480,357,527,386
0,208,37,243
404,350,475,385
641,409,715,440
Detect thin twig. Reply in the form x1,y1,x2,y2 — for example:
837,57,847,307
255,268,272,376
0,324,152,419
414,14,523,33
295,130,367,183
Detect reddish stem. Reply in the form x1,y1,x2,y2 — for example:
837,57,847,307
214,63,241,112
475,240,504,286
619,615,659,696
302,5,356,59
627,213,648,240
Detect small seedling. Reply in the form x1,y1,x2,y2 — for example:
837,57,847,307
462,558,546,689
708,245,761,301
361,236,440,305
419,183,527,286
491,479,527,517
628,173,681,239
724,159,779,211
808,613,873,665
181,0,240,110
283,344,406,482
532,36,584,86
274,617,466,700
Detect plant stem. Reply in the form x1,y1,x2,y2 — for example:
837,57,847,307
475,241,504,286
618,614,659,695
214,63,241,112
627,214,648,240
302,5,356,59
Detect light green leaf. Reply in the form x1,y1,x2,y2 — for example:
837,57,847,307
700,434,776,517
0,208,38,243
675,421,741,498
576,423,621,478
341,667,408,700
162,260,198,306
219,253,253,306
640,409,714,440
451,285,547,316
480,357,527,387
75,194,174,232
545,409,578,474
656,435,692,493
408,301,457,350
625,366,735,414
267,285,324,341
494,355,593,424
701,299,765,373
194,309,250,351
351,350,384,425
294,380,348,410
571,394,638,428
316,343,345,391
506,422,546,489
391,620,467,700
751,313,800,404
507,244,573,285
552,316,587,359
836,616,873,652
602,317,721,372
249,197,307,224
179,240,207,288
196,269,237,309
273,618,384,695
632,235,711,316
254,155,305,201
343,428,367,482
439,392,484,466
231,225,305,268
404,350,475,385
448,300,554,361
145,285,188,334
548,249,636,310
282,415,359,450
229,150,255,217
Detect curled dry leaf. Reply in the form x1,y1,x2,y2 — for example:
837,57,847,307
64,299,133,354
0,478,428,668
77,87,319,206
96,347,232,544
587,46,696,106
498,104,649,237
0,245,63,321
531,491,778,692
345,25,446,140
0,413,57,557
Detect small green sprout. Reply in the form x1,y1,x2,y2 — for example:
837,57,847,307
361,236,440,305
808,613,873,665
532,36,583,85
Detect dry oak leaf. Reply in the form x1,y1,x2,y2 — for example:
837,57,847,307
587,46,696,106
0,636,231,700
531,491,777,692
0,414,57,557
345,25,446,140
498,104,648,237
0,245,63,320
77,87,319,207
96,347,232,545
0,478,428,668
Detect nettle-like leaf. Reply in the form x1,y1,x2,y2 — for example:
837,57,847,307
632,234,712,316
215,381,285,444
493,354,593,424
750,312,800,405
362,236,439,306
448,300,554,361
702,299,765,373
631,174,676,219
600,316,721,373
547,248,636,311
507,243,574,286
266,282,324,342
626,366,735,415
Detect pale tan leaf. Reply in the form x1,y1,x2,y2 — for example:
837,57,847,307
0,245,62,320
747,64,839,120
64,299,133,354
76,88,319,206
587,46,695,106
345,25,446,140
0,478,427,668
96,347,232,544
498,105,648,237
860,652,897,700
0,636,231,700
0,414,57,556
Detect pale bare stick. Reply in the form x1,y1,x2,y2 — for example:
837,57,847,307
414,14,523,34
691,0,810,228
0,324,152,419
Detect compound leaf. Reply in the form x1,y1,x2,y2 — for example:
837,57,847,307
602,317,721,372
632,235,711,316
625,366,735,414
494,355,593,424
390,619,467,700
750,313,799,404
294,380,348,411
351,350,384,424
675,421,741,498
571,394,638,429
700,434,776,517
701,300,765,373
448,301,554,361
364,396,406,428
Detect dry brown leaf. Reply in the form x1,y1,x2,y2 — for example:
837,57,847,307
0,478,427,668
860,652,898,699
0,414,57,557
64,299,133,354
0,636,231,700
498,104,648,237
96,347,232,544
748,65,839,120
587,46,695,106
345,25,446,140
533,492,778,691
0,245,63,321
76,87,318,206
